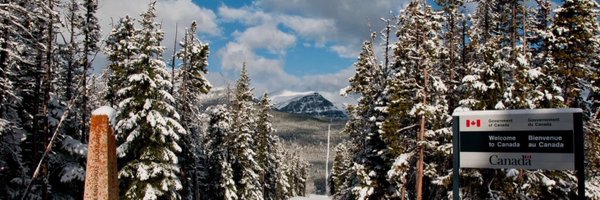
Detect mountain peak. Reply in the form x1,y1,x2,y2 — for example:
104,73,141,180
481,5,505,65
277,92,347,120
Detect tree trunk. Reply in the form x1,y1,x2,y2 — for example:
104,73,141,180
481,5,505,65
41,1,54,199
415,13,427,200
65,0,76,102
81,0,91,143
447,1,457,113
511,0,518,65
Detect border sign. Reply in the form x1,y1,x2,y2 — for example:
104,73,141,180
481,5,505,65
452,108,584,200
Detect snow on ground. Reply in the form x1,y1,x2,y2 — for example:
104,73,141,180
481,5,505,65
290,195,331,200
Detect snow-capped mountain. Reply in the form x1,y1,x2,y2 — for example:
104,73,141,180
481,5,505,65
276,92,347,120
272,90,317,108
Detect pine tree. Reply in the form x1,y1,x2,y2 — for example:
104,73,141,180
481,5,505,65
293,153,308,196
338,32,391,199
385,1,451,199
15,0,62,198
274,140,292,200
56,0,83,104
80,0,101,144
435,0,465,113
103,15,138,107
458,0,505,110
0,1,30,198
549,0,600,109
264,134,285,200
526,0,564,109
115,3,185,199
175,21,211,200
231,64,263,200
328,142,352,196
48,1,91,197
205,105,238,200
176,21,211,128
548,0,600,197
256,92,277,200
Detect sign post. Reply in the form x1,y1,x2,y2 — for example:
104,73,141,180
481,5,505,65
452,109,584,199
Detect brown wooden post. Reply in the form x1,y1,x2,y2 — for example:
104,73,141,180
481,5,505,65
84,107,118,200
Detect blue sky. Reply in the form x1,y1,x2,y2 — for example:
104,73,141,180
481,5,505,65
196,0,354,77
96,0,411,105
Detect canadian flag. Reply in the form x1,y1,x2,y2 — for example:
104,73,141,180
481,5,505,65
466,119,481,127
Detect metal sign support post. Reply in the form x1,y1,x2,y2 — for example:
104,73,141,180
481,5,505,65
574,113,585,200
452,109,585,200
452,116,460,200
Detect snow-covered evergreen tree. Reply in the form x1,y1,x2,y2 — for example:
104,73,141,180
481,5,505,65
384,1,452,199
176,21,211,129
114,3,186,199
104,15,138,107
274,140,292,200
175,21,212,200
48,1,92,197
231,64,263,200
292,153,308,197
549,0,600,109
0,1,30,198
328,141,352,196
205,105,238,200
256,92,277,200
338,32,391,199
0,118,25,199
548,0,600,197
15,0,62,198
435,0,465,112
458,0,505,110
80,0,101,144
526,0,564,109
264,134,286,200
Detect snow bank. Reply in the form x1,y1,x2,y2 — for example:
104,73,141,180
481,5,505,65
290,195,331,200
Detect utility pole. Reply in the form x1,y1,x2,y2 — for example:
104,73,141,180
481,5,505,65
325,119,332,195
170,23,177,95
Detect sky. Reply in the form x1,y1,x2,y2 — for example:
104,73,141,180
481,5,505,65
94,0,409,105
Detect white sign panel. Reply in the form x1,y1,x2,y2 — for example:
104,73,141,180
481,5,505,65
454,109,579,170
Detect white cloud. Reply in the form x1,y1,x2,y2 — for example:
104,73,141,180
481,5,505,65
218,5,272,25
98,0,220,39
218,42,285,73
217,5,336,48
331,45,360,59
158,1,219,34
235,24,296,54
280,16,336,46
216,9,301,96
94,0,219,71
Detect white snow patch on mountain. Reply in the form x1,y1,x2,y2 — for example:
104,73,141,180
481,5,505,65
272,90,317,108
